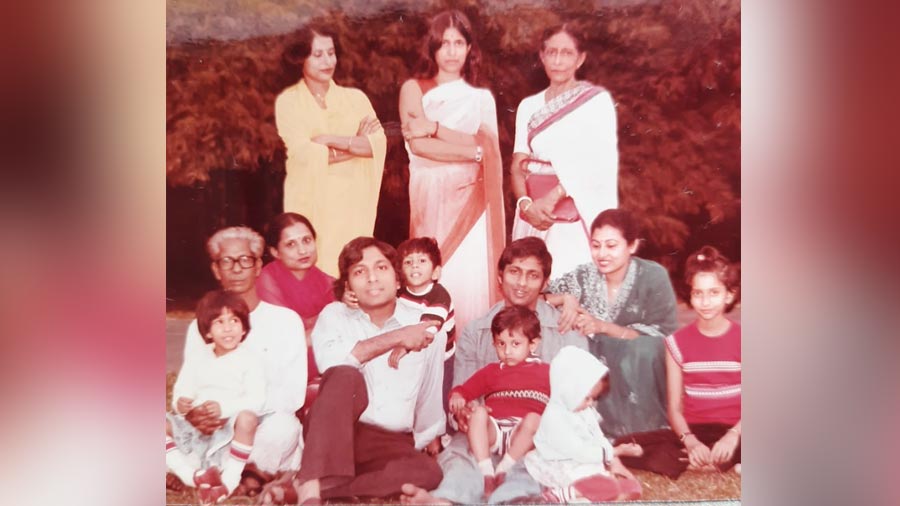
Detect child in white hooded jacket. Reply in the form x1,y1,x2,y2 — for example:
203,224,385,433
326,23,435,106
524,346,643,502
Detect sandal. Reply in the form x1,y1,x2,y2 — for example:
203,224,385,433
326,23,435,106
233,465,272,497
257,475,299,505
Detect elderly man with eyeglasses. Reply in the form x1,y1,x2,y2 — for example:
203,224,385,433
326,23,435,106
176,226,308,489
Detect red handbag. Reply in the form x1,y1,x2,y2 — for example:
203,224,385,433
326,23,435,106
524,172,580,223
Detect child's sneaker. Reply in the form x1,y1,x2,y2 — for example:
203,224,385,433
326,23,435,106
193,466,223,488
196,483,228,505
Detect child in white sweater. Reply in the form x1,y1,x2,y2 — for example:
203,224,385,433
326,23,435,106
166,290,266,504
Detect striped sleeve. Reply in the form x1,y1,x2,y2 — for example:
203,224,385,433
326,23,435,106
664,334,684,365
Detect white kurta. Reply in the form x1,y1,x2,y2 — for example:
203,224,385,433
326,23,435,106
181,301,308,472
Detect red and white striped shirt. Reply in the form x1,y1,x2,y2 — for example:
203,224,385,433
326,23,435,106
665,320,741,425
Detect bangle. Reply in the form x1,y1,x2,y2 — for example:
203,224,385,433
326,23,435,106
432,121,440,137
679,432,693,443
347,137,353,151
474,145,483,163
516,196,534,213
329,147,336,159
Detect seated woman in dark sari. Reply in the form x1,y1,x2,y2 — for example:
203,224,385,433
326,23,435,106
546,209,678,439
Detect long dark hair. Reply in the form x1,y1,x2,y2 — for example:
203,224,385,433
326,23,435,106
413,10,481,85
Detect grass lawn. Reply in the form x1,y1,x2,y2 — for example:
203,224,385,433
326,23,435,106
166,374,740,504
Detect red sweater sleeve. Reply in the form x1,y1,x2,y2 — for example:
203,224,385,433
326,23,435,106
449,363,498,402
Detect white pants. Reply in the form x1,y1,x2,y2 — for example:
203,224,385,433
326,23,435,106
248,412,303,473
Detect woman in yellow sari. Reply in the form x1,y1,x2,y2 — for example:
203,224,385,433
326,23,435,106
399,10,505,335
275,24,387,277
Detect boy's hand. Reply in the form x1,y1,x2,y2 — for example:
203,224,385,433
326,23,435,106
388,346,408,369
342,290,359,309
448,393,466,414
176,397,194,415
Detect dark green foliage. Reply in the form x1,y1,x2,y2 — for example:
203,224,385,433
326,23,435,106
167,0,739,299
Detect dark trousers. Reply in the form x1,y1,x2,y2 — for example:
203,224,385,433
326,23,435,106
616,423,741,479
297,366,443,498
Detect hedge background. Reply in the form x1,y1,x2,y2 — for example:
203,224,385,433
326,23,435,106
166,0,740,308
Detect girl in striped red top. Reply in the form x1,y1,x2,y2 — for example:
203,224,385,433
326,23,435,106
617,245,741,478
666,246,741,473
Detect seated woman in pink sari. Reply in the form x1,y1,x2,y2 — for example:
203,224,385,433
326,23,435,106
510,23,619,278
398,10,505,333
257,212,334,381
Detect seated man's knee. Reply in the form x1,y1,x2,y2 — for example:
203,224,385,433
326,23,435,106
320,365,365,390
235,410,259,432
415,455,444,490
255,412,301,445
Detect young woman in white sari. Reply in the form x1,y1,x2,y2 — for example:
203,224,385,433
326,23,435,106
399,10,505,335
510,24,619,279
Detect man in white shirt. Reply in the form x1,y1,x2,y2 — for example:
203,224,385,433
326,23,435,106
267,237,445,504
401,237,589,504
179,226,307,479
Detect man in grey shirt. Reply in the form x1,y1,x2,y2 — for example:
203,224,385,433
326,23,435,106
401,237,588,504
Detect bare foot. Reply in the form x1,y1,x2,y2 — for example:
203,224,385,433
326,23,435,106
614,442,644,458
296,478,321,504
400,483,452,505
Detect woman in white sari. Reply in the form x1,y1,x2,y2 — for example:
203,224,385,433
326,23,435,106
399,10,505,334
510,24,619,279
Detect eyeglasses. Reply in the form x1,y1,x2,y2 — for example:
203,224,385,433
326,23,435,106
215,255,257,270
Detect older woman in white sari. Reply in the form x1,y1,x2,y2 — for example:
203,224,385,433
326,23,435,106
510,23,619,279
399,10,505,334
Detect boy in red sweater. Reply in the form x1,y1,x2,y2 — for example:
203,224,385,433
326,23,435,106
448,305,551,499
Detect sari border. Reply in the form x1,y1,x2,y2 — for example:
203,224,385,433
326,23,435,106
526,82,605,152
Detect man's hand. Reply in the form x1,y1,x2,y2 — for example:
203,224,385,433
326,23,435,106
556,294,582,333
423,437,442,457
388,346,409,369
397,322,436,352
453,401,487,434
